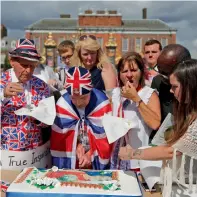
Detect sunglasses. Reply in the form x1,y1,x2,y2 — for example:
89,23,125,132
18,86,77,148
79,35,97,41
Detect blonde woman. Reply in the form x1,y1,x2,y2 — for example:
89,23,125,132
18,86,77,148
70,35,117,91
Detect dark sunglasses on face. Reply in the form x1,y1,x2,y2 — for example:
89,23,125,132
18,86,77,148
79,35,97,41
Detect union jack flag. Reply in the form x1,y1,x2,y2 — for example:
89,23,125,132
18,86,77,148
65,67,92,95
15,38,36,49
9,38,40,60
1,69,50,151
51,88,112,170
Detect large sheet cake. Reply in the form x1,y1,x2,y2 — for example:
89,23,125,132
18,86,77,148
6,167,143,197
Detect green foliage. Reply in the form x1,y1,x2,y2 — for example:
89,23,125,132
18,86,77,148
3,54,11,71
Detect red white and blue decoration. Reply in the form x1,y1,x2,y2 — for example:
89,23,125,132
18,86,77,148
65,67,92,95
0,69,50,150
9,38,41,62
51,88,112,169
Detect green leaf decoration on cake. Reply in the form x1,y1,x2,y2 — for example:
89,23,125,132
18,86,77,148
49,185,55,189
33,170,38,175
34,183,55,190
103,183,113,190
102,183,121,191
26,180,31,184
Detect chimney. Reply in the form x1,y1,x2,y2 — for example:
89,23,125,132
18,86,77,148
108,10,117,14
84,9,93,14
142,8,147,19
60,14,71,18
96,10,105,14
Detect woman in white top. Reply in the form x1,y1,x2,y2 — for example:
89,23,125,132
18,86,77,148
111,52,161,170
119,59,197,197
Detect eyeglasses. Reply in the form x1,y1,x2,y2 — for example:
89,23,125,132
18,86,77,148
79,35,97,41
60,55,72,61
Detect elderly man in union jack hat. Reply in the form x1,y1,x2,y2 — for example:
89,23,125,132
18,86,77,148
0,38,50,152
51,66,113,169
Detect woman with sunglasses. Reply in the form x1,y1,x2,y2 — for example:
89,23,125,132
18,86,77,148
119,59,197,197
70,35,117,92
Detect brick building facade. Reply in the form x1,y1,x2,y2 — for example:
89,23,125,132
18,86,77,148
25,9,176,61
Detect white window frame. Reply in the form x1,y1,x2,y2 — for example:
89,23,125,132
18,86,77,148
161,38,168,48
11,40,16,49
1,40,6,47
135,38,142,53
97,37,103,49
122,37,129,52
33,37,40,50
148,37,155,41
58,37,65,45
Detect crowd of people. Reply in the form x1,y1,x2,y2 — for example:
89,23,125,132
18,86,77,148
1,36,197,196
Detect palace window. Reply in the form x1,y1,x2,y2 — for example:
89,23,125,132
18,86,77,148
1,40,5,47
33,37,40,50
161,38,168,48
11,40,16,49
147,37,155,41
97,37,103,49
122,38,129,52
58,37,65,45
135,38,142,53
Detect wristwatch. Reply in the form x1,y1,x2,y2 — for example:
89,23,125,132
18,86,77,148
136,98,143,107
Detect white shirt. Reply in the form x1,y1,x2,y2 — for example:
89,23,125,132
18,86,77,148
112,86,155,168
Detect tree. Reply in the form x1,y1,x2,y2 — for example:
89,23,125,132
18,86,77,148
3,54,11,71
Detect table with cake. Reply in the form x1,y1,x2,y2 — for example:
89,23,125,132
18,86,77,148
1,167,162,197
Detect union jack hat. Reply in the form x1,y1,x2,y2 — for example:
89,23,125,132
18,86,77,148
65,67,93,95
9,38,41,62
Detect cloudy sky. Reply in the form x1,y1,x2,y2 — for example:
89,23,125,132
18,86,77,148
1,1,197,58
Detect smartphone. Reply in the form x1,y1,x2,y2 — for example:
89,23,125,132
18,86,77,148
141,182,156,192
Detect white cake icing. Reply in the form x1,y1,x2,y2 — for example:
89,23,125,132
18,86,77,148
30,176,61,188
6,167,142,197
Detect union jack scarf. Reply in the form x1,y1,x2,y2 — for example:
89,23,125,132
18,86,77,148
50,89,112,170
51,66,112,170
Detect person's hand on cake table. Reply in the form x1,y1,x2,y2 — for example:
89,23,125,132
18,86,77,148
118,144,182,161
76,143,85,160
118,144,133,160
79,150,91,168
